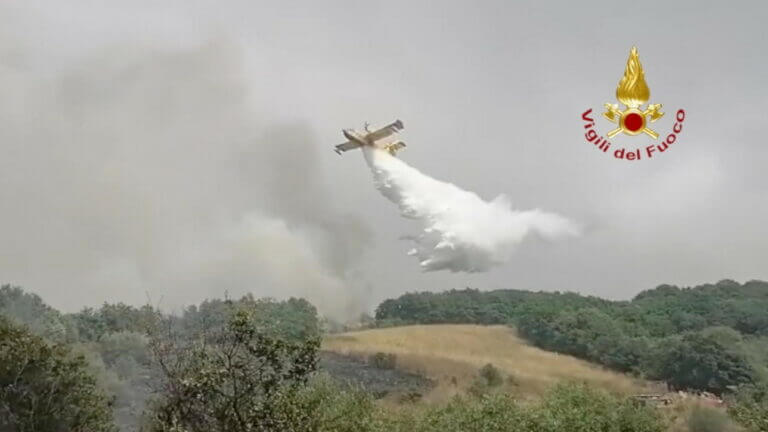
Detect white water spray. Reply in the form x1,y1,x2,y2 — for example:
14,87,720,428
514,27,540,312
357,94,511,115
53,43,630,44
363,147,580,272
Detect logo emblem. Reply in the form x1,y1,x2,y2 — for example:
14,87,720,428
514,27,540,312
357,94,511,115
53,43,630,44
580,47,686,161
603,47,663,139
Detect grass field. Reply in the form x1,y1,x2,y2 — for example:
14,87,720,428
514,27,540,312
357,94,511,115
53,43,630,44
323,324,652,402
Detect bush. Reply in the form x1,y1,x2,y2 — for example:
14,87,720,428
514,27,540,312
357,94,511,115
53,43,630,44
418,394,529,432
687,405,734,432
727,384,768,432
533,383,663,432
468,363,504,397
405,383,664,432
479,363,503,387
466,380,489,398
288,374,381,432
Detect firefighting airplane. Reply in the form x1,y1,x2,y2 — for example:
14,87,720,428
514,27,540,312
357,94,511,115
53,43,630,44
334,119,406,156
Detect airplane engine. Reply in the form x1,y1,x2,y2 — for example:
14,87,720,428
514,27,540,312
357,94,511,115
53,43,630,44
384,140,406,156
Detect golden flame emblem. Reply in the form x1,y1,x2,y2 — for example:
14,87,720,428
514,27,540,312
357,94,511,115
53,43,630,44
616,47,649,108
603,47,663,138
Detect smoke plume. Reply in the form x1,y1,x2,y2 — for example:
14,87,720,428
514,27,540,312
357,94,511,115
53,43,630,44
363,147,579,272
0,39,372,319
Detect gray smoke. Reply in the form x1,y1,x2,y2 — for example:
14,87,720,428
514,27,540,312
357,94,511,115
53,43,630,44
0,40,371,319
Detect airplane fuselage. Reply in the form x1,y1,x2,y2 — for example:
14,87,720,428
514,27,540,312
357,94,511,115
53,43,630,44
342,129,369,145
335,120,405,156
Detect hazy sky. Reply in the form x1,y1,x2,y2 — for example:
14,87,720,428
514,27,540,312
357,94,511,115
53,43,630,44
1,1,766,317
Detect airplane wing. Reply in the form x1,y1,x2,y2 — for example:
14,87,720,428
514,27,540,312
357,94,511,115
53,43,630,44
334,141,360,154
365,119,404,142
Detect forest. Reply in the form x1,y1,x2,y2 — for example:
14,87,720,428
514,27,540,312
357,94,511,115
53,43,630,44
1,281,767,431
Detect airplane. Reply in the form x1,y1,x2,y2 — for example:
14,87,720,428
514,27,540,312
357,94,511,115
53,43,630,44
334,119,406,156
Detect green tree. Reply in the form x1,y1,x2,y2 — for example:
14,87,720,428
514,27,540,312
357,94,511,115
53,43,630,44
179,296,319,343
649,332,755,394
144,309,320,432
0,284,77,342
0,316,116,432
69,307,108,341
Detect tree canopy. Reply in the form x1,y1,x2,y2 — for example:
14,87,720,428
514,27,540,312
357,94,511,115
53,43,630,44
0,316,116,432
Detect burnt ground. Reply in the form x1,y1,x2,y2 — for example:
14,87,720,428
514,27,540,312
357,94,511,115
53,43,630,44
319,351,435,399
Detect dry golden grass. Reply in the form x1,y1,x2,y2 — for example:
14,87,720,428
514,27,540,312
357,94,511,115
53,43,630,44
323,324,649,402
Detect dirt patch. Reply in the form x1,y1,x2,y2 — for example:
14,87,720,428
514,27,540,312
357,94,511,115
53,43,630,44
319,351,434,399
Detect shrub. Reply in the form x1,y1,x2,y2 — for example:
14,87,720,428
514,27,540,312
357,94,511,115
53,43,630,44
479,363,503,387
468,363,504,397
727,384,768,432
404,383,664,432
418,393,529,432
288,374,381,432
687,405,734,432
534,383,664,432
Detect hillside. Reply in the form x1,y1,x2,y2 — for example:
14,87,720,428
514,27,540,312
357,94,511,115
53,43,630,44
374,280,768,395
323,324,650,401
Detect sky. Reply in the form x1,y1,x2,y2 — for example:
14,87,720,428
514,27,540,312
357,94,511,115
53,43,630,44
0,0,766,318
